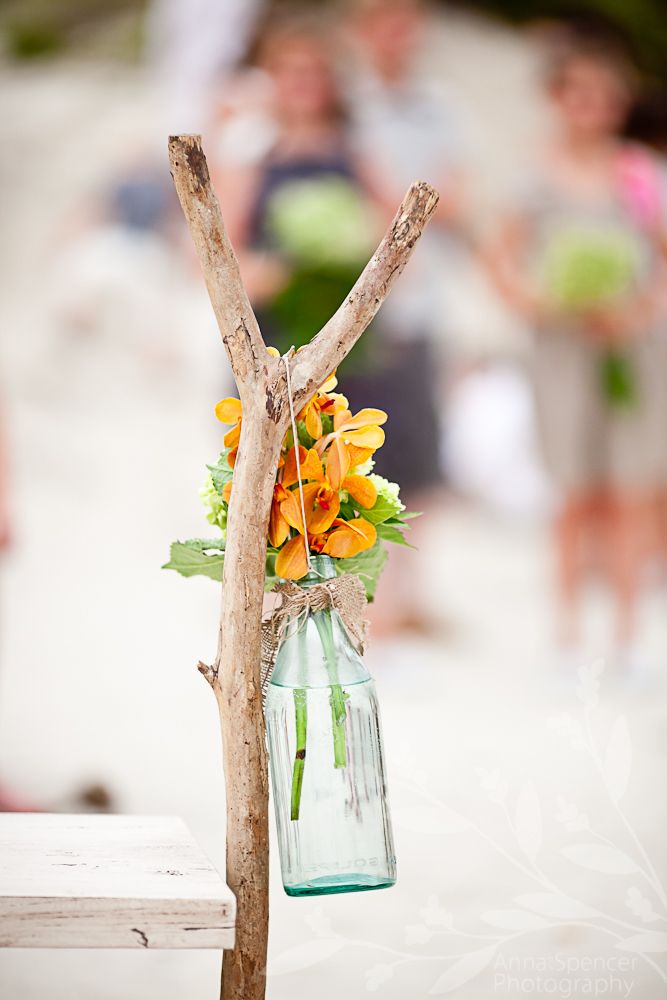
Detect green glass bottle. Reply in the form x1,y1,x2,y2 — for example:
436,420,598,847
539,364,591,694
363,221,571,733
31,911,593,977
265,555,397,896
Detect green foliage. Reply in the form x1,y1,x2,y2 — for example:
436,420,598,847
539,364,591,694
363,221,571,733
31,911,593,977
463,0,667,85
359,491,405,526
264,549,281,592
1,0,146,63
6,20,63,57
376,522,415,547
207,449,234,493
163,537,281,591
335,542,388,602
162,539,226,581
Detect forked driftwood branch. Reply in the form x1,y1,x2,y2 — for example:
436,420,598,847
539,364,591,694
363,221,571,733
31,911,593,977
168,134,438,1000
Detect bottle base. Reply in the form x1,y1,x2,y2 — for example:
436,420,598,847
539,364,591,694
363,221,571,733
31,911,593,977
284,873,396,897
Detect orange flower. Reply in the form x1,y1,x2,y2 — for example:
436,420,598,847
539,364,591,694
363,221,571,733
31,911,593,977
281,481,340,536
275,513,377,579
214,397,242,467
322,517,377,558
316,407,387,460
281,444,323,488
280,445,377,538
297,374,346,440
268,483,291,548
275,534,311,580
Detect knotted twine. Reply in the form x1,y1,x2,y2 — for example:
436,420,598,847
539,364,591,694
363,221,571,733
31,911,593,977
260,574,368,704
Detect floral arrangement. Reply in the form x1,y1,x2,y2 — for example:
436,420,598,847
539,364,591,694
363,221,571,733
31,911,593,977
164,366,415,598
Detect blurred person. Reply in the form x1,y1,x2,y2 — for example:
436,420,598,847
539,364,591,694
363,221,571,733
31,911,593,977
213,7,452,634
488,40,667,672
212,9,380,359
50,153,189,367
339,0,471,633
146,0,265,132
625,88,667,572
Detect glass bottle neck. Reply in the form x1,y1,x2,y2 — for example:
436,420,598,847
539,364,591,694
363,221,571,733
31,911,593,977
294,554,337,589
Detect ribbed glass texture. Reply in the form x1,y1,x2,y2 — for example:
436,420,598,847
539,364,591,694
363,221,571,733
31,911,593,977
265,555,397,896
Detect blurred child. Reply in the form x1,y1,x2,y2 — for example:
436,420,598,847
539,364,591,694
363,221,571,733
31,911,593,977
489,39,667,671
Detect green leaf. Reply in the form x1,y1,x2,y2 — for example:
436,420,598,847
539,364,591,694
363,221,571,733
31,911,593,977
320,413,334,436
164,538,282,590
207,449,234,494
163,540,226,581
338,499,357,521
264,549,280,592
355,493,403,525
334,542,388,601
376,522,414,547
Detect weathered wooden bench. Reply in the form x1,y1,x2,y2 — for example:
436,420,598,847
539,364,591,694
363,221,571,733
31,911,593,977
0,813,235,950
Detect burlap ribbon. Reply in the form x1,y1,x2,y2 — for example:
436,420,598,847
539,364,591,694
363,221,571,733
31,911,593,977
260,574,368,703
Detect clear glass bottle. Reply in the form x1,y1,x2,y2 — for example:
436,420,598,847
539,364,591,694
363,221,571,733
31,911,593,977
265,555,397,896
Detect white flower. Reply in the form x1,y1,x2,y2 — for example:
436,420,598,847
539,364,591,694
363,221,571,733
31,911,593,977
352,456,375,476
368,474,405,511
199,472,227,533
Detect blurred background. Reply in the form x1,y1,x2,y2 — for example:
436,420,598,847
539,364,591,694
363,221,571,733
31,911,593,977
1,0,667,997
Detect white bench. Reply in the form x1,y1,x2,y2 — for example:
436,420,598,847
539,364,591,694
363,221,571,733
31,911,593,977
0,813,235,950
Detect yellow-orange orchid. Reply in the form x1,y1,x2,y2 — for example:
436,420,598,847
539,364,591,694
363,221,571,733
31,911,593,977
316,407,387,460
275,533,311,580
268,483,291,548
274,513,376,579
214,349,278,467
214,397,242,467
281,444,323,488
296,375,349,440
279,445,377,536
323,516,377,558
281,480,340,536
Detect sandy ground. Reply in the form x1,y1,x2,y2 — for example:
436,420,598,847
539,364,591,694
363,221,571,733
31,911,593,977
1,12,667,1000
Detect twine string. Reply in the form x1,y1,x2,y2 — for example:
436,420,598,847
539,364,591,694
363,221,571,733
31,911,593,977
282,350,312,573
260,575,369,704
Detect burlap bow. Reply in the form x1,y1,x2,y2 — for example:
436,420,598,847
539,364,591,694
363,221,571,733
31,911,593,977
260,574,368,702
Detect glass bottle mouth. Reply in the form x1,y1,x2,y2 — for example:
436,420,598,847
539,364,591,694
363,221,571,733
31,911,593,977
297,553,337,587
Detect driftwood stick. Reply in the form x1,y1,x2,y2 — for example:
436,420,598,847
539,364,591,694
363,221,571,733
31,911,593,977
168,135,274,395
168,133,438,1000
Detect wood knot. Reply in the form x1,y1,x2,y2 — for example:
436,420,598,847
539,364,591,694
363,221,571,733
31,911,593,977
197,660,217,686
185,144,209,191
168,135,209,192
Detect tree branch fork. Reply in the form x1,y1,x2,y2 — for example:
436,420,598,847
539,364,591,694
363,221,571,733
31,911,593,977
168,132,438,1000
